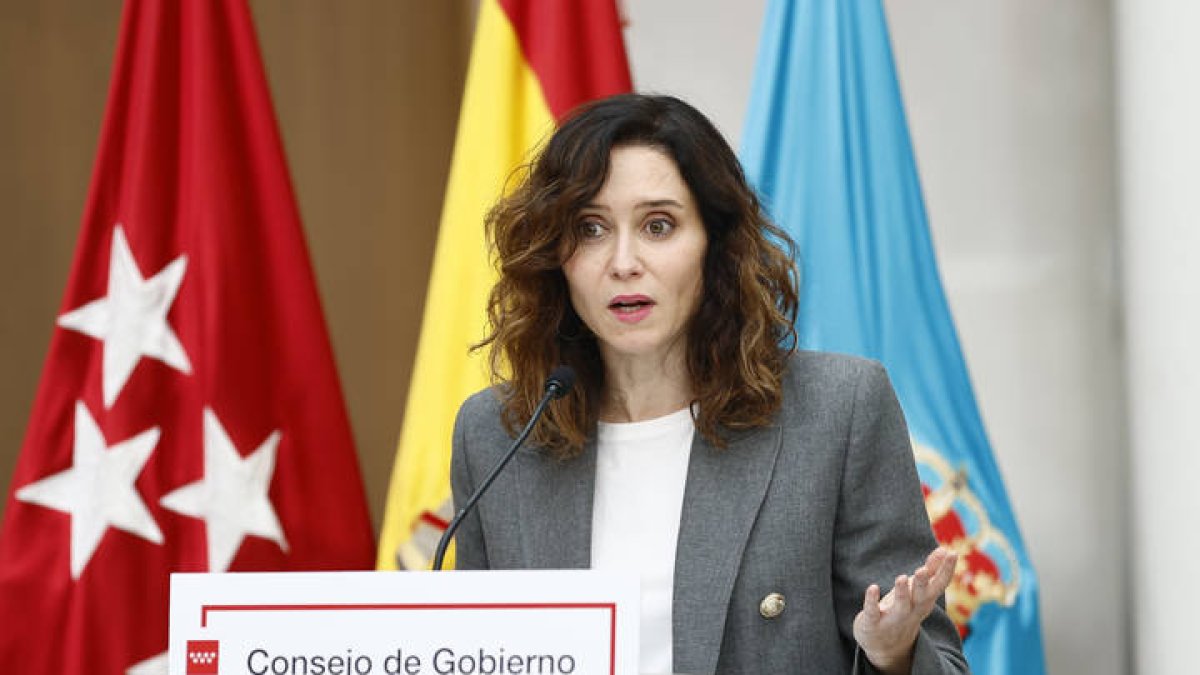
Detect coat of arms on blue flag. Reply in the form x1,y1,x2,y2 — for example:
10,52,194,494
739,1,1047,672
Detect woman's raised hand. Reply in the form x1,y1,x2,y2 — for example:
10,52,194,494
852,547,958,675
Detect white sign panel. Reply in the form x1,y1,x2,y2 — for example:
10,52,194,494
169,570,639,675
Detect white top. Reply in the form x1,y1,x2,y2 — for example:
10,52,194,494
591,407,695,675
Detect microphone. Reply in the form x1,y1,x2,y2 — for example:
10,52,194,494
432,366,576,571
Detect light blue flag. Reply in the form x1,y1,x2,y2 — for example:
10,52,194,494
740,1,1046,672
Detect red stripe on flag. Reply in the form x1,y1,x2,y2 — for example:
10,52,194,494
496,0,633,120
419,510,450,531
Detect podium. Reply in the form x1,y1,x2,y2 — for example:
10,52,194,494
169,570,639,675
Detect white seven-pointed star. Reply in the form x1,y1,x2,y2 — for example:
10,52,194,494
160,408,288,572
16,401,163,579
57,224,191,408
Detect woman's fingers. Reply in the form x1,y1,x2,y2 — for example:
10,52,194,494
911,548,957,608
912,565,931,602
926,546,946,567
893,574,914,612
930,550,958,594
862,583,883,622
861,547,959,633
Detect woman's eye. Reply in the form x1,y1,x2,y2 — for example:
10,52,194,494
577,219,606,239
645,218,674,237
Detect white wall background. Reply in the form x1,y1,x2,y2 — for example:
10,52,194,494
623,1,1129,673
1114,2,1200,674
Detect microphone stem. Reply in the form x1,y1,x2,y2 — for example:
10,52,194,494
432,389,557,571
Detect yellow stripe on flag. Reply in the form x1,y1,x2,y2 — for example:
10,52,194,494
377,0,556,570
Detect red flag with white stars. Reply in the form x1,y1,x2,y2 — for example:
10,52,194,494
0,1,376,672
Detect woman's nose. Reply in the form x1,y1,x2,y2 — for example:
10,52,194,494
608,231,643,279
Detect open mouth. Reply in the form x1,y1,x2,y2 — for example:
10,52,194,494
608,295,654,313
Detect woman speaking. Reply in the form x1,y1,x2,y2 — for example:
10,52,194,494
449,94,969,675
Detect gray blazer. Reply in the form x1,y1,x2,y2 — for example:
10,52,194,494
450,351,969,674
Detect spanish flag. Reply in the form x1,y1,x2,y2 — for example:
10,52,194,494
377,0,632,570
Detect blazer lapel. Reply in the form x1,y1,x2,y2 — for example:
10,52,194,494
514,441,596,569
672,424,783,675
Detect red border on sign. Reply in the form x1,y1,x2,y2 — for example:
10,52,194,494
200,602,618,675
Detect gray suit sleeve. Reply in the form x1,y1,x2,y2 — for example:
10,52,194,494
449,397,491,570
835,362,970,674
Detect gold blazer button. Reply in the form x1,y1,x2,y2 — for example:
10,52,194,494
759,592,786,619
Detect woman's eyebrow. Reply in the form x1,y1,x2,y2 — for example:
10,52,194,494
637,199,685,209
580,196,686,207
580,198,685,211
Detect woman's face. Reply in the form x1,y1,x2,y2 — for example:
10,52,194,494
562,144,708,367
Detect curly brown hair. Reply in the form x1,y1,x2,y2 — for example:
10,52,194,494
476,94,798,456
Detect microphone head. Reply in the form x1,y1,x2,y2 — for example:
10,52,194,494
545,365,576,399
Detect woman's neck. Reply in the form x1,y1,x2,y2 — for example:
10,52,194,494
599,351,694,423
